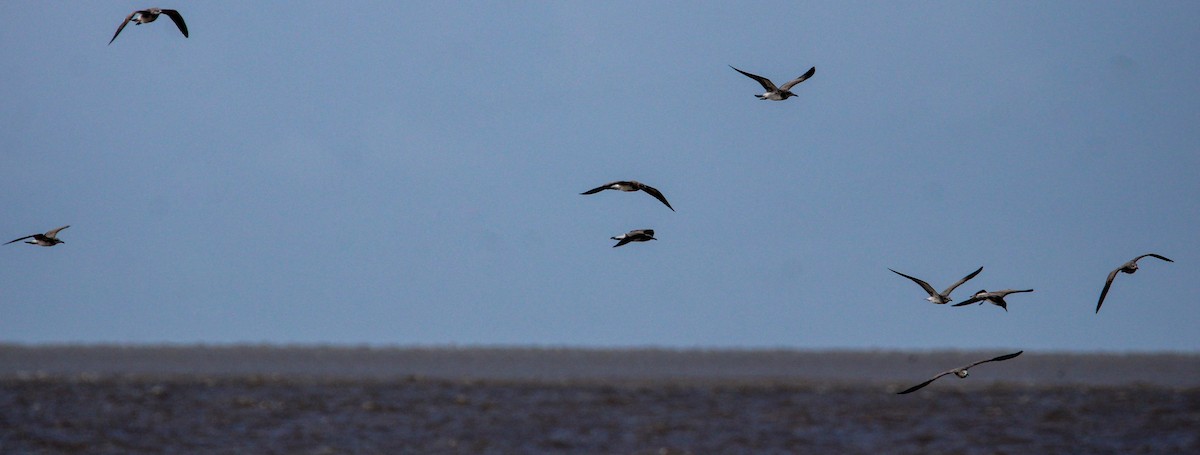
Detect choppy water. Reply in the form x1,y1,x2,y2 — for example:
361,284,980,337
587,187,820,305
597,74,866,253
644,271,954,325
1,345,1198,454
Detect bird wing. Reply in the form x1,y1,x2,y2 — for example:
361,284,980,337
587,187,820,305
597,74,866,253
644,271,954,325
45,225,70,238
162,9,189,38
580,182,618,195
967,350,1023,369
4,235,36,245
1095,268,1120,313
951,296,984,307
778,66,816,91
941,266,983,296
1134,253,1174,263
108,11,138,45
637,184,675,211
994,289,1033,296
897,370,955,395
889,269,938,297
729,66,777,91
612,237,633,248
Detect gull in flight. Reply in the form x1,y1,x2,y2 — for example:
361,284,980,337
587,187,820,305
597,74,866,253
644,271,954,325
611,229,656,248
5,225,70,247
897,351,1024,394
109,8,189,45
581,181,675,211
729,65,816,100
889,266,983,304
952,289,1034,311
1095,253,1174,313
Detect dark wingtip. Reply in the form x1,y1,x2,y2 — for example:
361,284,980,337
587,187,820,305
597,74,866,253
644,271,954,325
896,385,921,395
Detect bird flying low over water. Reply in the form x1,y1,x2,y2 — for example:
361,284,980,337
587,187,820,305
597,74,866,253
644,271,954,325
5,225,70,247
611,229,656,248
1095,253,1174,314
952,289,1033,311
897,351,1023,394
109,8,189,45
889,266,983,305
581,181,675,211
729,65,816,100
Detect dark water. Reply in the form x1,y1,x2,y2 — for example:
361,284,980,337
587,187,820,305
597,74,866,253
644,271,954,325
1,346,1198,454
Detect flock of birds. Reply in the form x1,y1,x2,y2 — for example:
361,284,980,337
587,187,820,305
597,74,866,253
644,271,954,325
884,252,1172,393
6,7,1180,395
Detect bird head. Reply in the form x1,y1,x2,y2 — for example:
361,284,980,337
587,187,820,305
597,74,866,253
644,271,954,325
955,370,969,379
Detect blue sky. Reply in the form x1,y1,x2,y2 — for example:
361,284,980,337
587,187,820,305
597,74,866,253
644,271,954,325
2,2,1197,351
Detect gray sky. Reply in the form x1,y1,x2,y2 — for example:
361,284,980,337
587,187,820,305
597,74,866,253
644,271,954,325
2,1,1197,351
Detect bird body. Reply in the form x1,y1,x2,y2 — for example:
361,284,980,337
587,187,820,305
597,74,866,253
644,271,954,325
890,266,983,304
1095,253,1174,313
109,8,189,45
581,180,675,211
730,65,816,101
897,351,1024,394
611,229,656,248
952,289,1033,311
5,225,70,247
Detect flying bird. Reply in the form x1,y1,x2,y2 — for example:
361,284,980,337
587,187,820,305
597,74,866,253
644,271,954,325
897,351,1024,394
611,229,656,248
1095,253,1174,313
581,181,675,211
109,8,189,45
729,65,816,100
952,289,1034,311
889,266,983,304
5,225,70,247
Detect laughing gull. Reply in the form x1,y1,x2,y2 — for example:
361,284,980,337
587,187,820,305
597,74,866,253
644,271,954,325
611,229,656,248
1095,253,1174,313
889,266,983,304
952,289,1034,311
581,181,675,211
5,225,70,247
897,351,1024,394
109,8,189,45
729,65,816,100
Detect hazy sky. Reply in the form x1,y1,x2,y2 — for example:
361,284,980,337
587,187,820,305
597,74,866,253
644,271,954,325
2,2,1197,351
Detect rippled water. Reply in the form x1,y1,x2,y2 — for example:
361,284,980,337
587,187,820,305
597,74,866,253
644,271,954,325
3,377,1198,454
1,346,1198,453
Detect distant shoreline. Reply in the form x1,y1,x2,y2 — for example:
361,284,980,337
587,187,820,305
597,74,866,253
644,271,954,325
3,342,1197,359
2,344,1197,387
